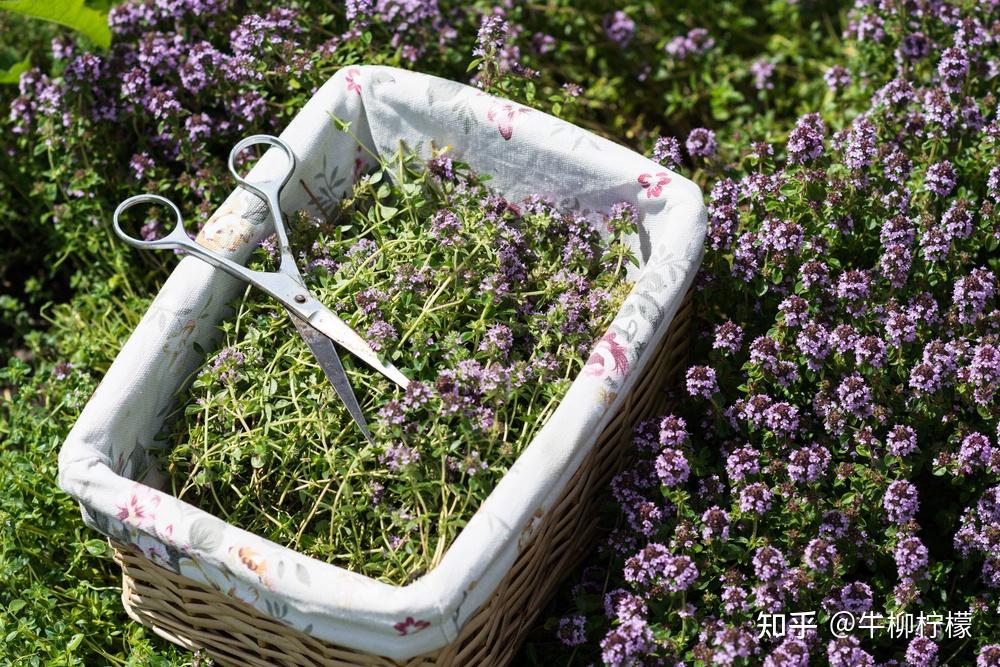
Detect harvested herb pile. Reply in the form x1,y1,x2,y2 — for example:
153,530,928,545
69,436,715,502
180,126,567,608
164,147,637,584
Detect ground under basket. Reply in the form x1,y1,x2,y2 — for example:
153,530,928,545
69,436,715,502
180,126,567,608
59,65,706,664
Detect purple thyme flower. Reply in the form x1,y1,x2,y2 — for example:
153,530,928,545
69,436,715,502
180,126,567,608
787,113,826,164
836,372,874,420
941,200,973,241
665,28,715,60
427,154,454,180
953,267,996,325
788,444,831,484
805,537,837,573
726,446,761,482
430,209,462,246
898,31,932,61
722,584,749,615
366,319,398,351
51,361,74,380
874,78,915,108
988,166,1000,199
129,152,154,180
739,482,773,514
752,546,788,582
764,401,800,437
779,295,809,327
894,535,929,579
824,65,851,91
884,479,919,524
605,201,638,237
827,636,874,667
473,13,508,58
796,321,831,370
980,645,1000,667
556,614,586,647
958,432,995,473
686,127,717,158
844,116,877,170
749,336,783,374
750,59,776,90
854,336,887,368
663,554,699,591
623,542,668,587
655,448,690,487
829,324,858,354
879,243,913,288
478,323,513,356
603,588,648,621
924,160,958,197
906,636,939,667
765,638,810,667
799,259,830,291
707,178,739,249
210,346,245,385
828,581,873,615
701,506,730,542
882,149,913,185
835,269,871,316
659,414,689,448
713,320,744,354
922,87,956,130
600,616,654,667
937,46,969,93
685,365,718,398
531,32,555,54
603,11,635,49
887,424,918,457
967,342,1000,405
652,135,683,168
379,442,420,471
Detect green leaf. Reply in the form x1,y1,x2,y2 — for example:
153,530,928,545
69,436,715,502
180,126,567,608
0,50,29,84
66,633,85,651
0,0,111,49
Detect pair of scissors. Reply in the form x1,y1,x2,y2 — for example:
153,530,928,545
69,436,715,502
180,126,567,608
113,134,409,443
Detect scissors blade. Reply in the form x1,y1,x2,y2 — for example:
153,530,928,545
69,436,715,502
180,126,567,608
289,312,374,444
302,306,411,389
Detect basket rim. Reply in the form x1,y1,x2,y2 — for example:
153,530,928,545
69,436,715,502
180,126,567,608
57,64,706,660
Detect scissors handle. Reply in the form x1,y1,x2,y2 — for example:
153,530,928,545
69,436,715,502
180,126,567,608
112,194,191,251
228,135,297,272
112,193,265,287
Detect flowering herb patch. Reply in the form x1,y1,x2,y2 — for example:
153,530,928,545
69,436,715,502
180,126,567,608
533,1,1000,665
163,146,637,584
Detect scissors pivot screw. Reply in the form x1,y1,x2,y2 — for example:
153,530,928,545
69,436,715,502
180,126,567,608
294,294,307,303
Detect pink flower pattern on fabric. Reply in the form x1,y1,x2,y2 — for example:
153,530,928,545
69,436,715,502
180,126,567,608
393,616,431,636
345,68,362,95
116,485,161,528
585,331,630,379
485,102,530,140
638,172,671,198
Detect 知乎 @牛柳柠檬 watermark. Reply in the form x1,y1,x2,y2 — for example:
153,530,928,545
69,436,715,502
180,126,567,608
755,610,975,640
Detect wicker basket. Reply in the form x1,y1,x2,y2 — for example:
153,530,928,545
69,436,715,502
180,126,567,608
60,65,706,665
110,293,691,667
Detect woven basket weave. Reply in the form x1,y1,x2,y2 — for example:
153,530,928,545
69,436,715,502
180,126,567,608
111,292,693,666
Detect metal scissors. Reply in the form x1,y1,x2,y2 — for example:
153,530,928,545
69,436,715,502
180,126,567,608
113,134,409,443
